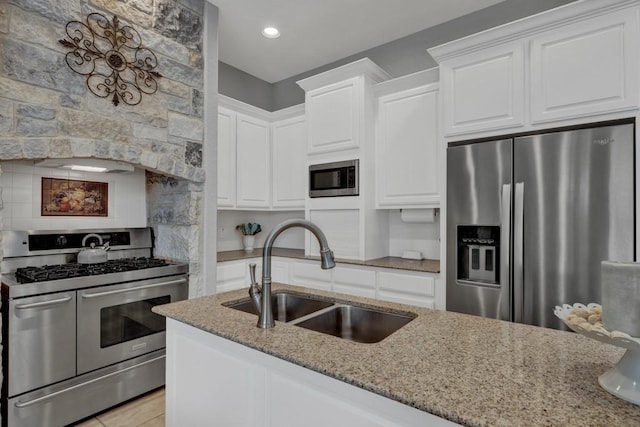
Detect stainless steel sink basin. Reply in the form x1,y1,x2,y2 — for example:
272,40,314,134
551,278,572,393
225,292,334,322
294,305,416,343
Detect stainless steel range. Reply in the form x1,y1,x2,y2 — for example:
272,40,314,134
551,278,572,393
0,228,188,427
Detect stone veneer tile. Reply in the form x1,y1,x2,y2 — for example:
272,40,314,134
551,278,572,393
0,100,13,133
58,109,133,140
87,0,152,28
16,117,57,137
49,138,73,158
70,138,94,157
0,76,59,105
130,0,154,15
191,89,203,117
168,112,203,141
179,0,205,14
138,26,191,65
153,0,203,51
133,123,167,142
22,139,51,158
16,104,55,120
0,3,8,33
185,141,202,167
2,39,86,95
0,139,23,159
13,0,80,25
10,5,66,54
159,55,204,88
166,94,191,115
158,78,191,98
59,93,84,109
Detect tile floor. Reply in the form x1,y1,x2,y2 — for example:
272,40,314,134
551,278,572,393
71,387,165,427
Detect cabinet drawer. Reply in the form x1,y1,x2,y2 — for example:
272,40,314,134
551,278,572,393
290,261,332,291
333,266,376,298
377,272,435,297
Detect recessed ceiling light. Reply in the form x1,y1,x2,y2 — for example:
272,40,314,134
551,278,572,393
262,27,280,38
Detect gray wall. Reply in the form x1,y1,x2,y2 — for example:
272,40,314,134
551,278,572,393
219,0,576,111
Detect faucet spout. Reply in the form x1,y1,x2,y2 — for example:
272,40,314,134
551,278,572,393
257,219,335,328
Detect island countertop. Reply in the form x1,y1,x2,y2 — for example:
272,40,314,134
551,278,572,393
154,284,640,426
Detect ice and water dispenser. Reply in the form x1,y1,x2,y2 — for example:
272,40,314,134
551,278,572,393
457,226,500,285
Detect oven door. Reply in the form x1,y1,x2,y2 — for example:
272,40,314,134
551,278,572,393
76,275,187,374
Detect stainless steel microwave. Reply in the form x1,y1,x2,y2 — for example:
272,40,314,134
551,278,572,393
309,159,359,198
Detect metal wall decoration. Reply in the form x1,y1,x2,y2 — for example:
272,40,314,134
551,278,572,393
59,13,161,106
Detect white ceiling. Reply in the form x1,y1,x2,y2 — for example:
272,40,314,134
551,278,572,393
209,0,506,83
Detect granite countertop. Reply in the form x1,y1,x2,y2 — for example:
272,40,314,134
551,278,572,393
217,248,440,274
155,284,640,426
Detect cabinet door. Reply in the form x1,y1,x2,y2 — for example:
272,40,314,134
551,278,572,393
376,85,440,208
377,271,435,309
332,266,376,298
217,107,236,208
441,42,525,136
306,77,360,154
290,260,332,291
530,9,639,123
9,292,77,396
236,113,270,208
272,116,306,209
217,260,249,293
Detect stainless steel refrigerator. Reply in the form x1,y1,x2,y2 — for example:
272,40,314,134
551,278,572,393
446,122,635,329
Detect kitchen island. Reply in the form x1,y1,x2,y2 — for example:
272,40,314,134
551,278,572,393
154,284,640,426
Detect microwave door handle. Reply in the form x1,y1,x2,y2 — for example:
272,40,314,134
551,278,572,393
513,182,525,323
80,278,187,299
500,184,511,321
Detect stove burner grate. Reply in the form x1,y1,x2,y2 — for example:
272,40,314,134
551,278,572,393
15,257,170,284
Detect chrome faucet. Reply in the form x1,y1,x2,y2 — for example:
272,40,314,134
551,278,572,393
250,219,335,329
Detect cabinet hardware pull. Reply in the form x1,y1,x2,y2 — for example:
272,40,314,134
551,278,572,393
15,296,72,310
81,278,187,299
14,355,165,408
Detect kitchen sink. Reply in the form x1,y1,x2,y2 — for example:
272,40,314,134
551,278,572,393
224,292,334,322
294,305,416,344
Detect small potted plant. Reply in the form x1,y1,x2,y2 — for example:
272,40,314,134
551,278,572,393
236,222,262,251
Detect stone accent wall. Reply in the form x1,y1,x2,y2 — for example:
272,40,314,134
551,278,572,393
0,0,207,290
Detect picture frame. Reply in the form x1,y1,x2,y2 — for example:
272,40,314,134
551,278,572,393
41,177,108,217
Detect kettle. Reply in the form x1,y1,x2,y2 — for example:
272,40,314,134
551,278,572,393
78,233,110,264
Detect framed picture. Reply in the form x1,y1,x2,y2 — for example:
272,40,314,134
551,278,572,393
41,177,108,217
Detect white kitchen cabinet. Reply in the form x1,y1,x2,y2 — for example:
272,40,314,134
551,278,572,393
166,320,453,427
530,8,639,124
304,77,360,154
377,271,435,309
236,113,271,209
272,115,307,209
332,265,376,298
375,84,440,208
298,58,390,156
216,258,290,294
439,42,525,137
290,260,333,291
217,107,236,208
216,259,247,293
429,0,640,137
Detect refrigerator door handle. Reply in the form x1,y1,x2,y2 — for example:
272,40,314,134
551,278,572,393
513,182,525,323
500,184,511,321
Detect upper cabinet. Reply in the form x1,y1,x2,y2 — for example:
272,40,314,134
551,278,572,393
529,8,639,124
429,0,640,138
235,113,270,209
375,78,440,208
272,115,306,209
440,42,525,136
217,107,236,208
217,96,306,211
298,59,390,157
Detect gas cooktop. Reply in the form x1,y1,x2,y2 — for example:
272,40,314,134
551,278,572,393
15,257,170,284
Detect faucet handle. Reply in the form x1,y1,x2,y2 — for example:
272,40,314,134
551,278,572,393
249,263,257,285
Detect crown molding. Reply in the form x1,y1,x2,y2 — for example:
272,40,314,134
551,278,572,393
374,67,440,97
296,58,391,92
428,0,640,63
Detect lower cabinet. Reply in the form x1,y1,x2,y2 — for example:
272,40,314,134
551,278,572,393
217,258,441,309
166,319,457,427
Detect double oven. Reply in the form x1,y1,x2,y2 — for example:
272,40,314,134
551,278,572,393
1,228,188,427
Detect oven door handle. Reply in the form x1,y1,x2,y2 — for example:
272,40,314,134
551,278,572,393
15,295,73,310
14,355,166,408
80,278,187,299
